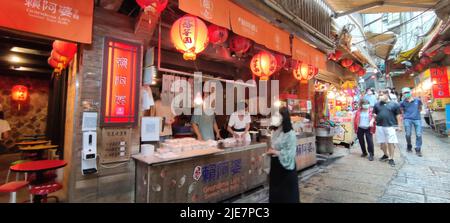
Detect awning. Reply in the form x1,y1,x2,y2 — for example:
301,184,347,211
0,0,94,43
292,37,327,70
395,42,424,64
178,0,230,29
325,0,439,15
365,31,397,59
179,0,291,55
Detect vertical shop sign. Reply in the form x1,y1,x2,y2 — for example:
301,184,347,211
101,37,142,127
430,67,449,98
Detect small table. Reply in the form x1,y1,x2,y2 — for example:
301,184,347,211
19,145,58,160
10,160,67,203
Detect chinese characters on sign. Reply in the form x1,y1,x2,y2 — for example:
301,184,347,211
101,38,142,126
430,67,449,99
200,159,242,183
0,0,93,43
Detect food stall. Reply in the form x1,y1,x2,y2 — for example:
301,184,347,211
331,81,357,148
279,93,317,171
413,66,450,135
134,138,269,203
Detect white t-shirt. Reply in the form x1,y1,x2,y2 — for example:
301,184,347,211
228,112,251,130
0,119,11,140
228,112,251,142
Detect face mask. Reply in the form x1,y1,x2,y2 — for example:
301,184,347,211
404,93,411,98
362,104,370,109
367,91,373,95
270,113,282,127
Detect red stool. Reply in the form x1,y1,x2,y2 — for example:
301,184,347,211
0,181,29,203
29,182,62,203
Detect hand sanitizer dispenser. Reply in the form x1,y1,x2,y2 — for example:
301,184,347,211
81,112,98,175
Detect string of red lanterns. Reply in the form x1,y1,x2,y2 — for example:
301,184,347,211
47,40,77,73
136,0,168,14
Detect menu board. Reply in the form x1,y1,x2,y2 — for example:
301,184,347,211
100,128,132,164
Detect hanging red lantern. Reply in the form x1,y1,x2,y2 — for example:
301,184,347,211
419,56,432,65
53,40,77,58
443,45,450,55
250,51,277,80
293,62,310,81
340,58,353,68
11,85,28,102
170,15,209,60
348,64,361,73
414,63,424,72
328,50,343,61
51,50,73,66
274,54,286,71
48,57,65,72
207,24,228,45
229,35,252,57
307,65,319,80
136,0,168,13
357,69,366,76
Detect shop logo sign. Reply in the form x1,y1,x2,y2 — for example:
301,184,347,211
201,0,213,20
193,166,202,181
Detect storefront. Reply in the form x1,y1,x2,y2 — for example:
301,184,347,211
412,66,450,135
1,0,328,203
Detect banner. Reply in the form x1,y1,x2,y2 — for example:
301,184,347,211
430,67,450,99
101,37,142,126
0,0,94,43
178,0,230,29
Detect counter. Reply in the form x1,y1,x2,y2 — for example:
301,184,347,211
133,133,316,203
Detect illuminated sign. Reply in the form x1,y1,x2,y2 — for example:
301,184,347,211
430,67,449,99
101,37,141,126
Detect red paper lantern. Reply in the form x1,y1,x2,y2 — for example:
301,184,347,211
250,51,277,80
419,56,432,65
208,24,228,45
48,57,65,72
136,0,168,13
348,64,361,73
293,62,310,81
229,35,252,56
357,69,366,76
414,63,424,72
170,15,209,60
53,40,77,58
340,58,353,68
307,65,319,80
328,50,343,61
274,54,286,71
51,50,73,65
11,85,28,102
443,45,450,55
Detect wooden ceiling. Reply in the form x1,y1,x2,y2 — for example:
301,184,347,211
0,29,53,79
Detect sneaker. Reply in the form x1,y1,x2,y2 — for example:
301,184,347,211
368,155,374,161
388,159,396,167
379,155,389,161
416,151,423,157
361,153,368,157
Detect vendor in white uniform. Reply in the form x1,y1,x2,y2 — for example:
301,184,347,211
227,101,251,142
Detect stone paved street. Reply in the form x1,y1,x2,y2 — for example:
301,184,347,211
230,127,450,203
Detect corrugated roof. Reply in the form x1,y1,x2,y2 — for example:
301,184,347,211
326,0,438,14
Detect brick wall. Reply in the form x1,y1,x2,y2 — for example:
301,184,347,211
65,8,151,203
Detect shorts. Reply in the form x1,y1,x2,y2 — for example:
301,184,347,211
375,126,398,144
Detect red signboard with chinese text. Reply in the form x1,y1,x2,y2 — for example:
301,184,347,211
101,37,141,127
430,67,449,98
0,0,93,43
